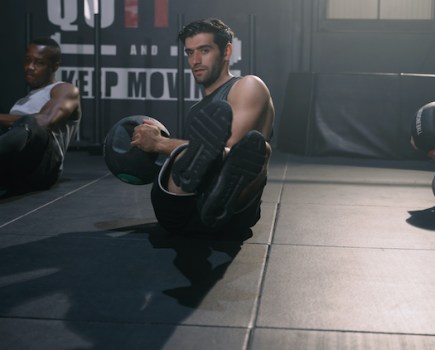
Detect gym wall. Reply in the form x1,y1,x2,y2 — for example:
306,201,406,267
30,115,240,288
0,0,293,148
1,0,435,160
278,72,435,160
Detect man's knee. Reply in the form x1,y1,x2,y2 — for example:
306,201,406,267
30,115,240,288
0,118,32,155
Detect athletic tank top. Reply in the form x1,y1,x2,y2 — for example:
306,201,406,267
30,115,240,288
183,77,241,139
9,82,80,165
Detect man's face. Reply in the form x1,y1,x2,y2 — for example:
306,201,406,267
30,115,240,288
184,33,227,88
24,44,57,89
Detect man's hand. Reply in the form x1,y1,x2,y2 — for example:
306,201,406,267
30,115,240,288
131,119,164,153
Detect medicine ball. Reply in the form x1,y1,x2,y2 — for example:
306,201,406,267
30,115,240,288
104,115,169,185
411,102,435,152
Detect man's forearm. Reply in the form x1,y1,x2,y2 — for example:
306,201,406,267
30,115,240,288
0,114,22,127
157,137,188,155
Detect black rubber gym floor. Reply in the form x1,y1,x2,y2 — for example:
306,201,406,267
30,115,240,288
1,150,435,349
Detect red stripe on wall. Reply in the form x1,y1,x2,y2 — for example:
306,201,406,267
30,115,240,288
154,0,168,28
125,0,139,28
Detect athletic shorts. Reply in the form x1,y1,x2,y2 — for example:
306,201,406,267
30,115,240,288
150,176,265,238
0,117,62,190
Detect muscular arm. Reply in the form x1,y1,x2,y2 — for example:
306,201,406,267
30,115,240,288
227,75,274,147
0,83,80,129
131,76,274,156
34,83,81,128
0,114,22,127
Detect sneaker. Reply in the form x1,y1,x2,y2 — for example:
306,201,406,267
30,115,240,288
199,130,266,228
172,101,233,193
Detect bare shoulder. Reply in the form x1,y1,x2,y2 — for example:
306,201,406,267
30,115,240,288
229,75,270,98
235,75,270,90
230,75,272,102
51,82,80,98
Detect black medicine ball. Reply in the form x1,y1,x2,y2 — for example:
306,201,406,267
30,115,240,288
411,102,435,152
104,115,169,185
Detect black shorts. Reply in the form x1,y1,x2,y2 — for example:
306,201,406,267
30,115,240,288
0,117,62,190
26,134,63,189
150,177,265,237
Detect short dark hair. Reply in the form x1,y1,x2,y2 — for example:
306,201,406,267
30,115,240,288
178,18,234,54
30,37,61,65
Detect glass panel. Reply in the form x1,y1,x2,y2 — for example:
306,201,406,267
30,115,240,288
380,0,432,19
327,0,378,19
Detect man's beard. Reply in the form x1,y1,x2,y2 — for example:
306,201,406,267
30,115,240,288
194,58,225,88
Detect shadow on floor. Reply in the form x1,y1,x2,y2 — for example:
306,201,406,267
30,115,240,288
0,221,250,349
407,206,435,231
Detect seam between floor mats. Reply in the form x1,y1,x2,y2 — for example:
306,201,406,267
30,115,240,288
252,325,435,338
244,154,289,350
0,174,110,230
270,242,435,253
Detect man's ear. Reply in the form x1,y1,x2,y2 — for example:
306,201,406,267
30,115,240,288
52,61,60,73
224,43,232,62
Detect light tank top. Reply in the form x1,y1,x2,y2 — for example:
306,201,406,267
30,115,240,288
10,82,80,165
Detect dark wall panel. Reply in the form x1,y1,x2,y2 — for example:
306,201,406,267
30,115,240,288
279,72,435,160
311,73,403,159
278,72,315,155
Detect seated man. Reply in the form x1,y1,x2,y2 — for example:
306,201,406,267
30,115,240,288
131,18,274,237
0,37,81,194
411,102,435,195
410,102,435,160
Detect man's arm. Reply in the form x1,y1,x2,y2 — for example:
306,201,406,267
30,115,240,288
0,83,80,129
131,75,274,156
0,114,22,127
227,75,274,147
34,83,81,128
131,119,188,155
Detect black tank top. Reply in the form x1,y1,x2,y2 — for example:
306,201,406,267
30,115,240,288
183,77,241,139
